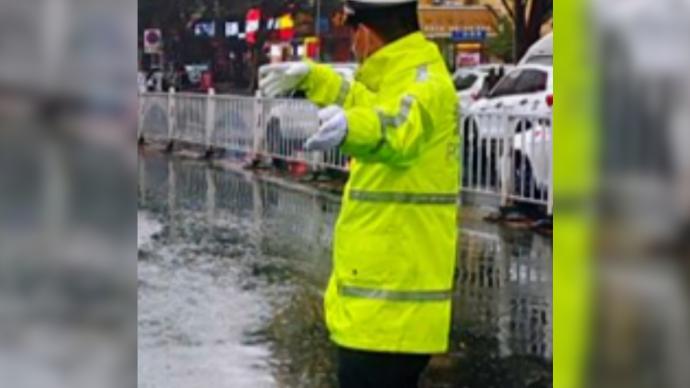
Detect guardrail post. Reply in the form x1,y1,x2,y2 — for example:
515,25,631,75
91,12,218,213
166,87,176,151
499,112,512,207
252,91,264,163
205,88,216,155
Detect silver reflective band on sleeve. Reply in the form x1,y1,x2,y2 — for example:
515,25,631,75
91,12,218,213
416,64,429,82
349,190,457,204
335,77,351,106
394,96,414,127
378,95,415,129
339,284,452,302
370,110,389,155
370,95,416,154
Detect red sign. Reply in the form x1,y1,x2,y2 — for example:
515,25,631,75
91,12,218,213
245,8,261,45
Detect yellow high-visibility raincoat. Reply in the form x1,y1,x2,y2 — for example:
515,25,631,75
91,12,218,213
299,32,460,353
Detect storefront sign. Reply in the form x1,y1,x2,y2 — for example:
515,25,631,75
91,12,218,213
456,52,480,67
451,28,488,42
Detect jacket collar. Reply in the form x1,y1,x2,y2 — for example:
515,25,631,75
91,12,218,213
355,32,439,91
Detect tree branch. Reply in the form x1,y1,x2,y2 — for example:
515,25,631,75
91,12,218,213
500,0,515,22
485,4,502,23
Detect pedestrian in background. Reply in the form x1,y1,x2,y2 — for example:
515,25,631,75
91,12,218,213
199,70,213,93
486,68,498,91
260,1,459,387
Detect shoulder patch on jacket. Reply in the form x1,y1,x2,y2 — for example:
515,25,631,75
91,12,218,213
415,64,429,82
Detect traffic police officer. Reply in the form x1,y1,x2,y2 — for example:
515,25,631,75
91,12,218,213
260,1,459,386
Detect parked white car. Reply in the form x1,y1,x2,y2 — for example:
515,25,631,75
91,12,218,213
463,64,553,198
469,64,553,123
518,32,552,67
453,64,514,112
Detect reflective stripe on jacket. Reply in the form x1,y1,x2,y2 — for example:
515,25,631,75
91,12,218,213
300,32,460,353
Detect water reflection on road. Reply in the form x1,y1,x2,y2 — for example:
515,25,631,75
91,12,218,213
138,153,552,388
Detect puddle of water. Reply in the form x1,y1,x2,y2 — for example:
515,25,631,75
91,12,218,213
138,196,277,386
138,153,552,388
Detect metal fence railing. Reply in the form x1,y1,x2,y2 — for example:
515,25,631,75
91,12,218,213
174,93,207,146
213,94,257,155
462,111,553,214
139,89,552,215
138,92,170,143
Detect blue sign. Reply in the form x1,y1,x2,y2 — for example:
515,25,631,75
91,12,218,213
451,28,488,42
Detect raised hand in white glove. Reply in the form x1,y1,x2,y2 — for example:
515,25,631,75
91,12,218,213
258,62,310,98
304,105,348,151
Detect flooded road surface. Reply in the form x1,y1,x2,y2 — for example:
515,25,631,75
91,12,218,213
138,152,552,388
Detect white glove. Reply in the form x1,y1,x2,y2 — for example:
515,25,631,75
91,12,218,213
304,105,348,151
258,62,310,97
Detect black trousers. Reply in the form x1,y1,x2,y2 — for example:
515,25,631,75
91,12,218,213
337,346,431,388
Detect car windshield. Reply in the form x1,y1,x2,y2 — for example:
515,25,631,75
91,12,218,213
477,80,493,98
488,70,521,97
454,74,478,91
488,69,548,97
514,70,548,93
525,55,553,66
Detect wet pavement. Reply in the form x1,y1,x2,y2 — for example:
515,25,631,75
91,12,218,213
137,152,552,388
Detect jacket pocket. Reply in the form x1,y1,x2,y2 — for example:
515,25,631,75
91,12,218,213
336,231,403,288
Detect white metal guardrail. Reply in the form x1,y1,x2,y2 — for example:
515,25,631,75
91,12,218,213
138,92,171,143
462,111,553,214
139,90,552,215
213,94,257,155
